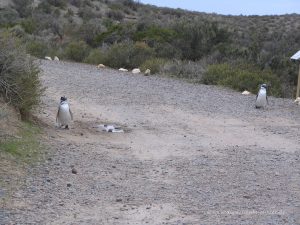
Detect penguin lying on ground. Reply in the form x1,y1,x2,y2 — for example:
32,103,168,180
56,96,73,129
255,84,269,108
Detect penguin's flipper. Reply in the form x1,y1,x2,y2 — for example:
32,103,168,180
69,108,73,120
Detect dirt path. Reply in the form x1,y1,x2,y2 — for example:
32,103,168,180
2,60,300,224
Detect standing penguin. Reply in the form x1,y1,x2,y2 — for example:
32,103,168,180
255,84,269,108
56,96,73,129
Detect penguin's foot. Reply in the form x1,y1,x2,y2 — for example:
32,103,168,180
65,125,69,130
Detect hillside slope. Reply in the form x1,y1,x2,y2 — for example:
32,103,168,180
1,0,300,97
2,60,300,224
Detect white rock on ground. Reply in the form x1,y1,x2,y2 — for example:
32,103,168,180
97,64,105,68
242,90,251,95
119,68,128,72
54,56,59,61
45,56,52,60
132,68,141,74
144,69,151,75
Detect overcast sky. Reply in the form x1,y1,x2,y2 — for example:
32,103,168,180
139,0,300,15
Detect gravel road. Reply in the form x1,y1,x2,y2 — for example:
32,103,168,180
2,60,300,224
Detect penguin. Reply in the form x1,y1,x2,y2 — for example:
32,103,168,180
56,96,73,129
255,84,269,108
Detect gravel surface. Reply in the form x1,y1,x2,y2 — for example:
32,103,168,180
1,60,300,224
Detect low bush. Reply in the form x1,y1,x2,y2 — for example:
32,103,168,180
103,41,154,69
26,40,49,58
0,32,44,118
0,7,19,28
162,60,205,81
140,58,167,74
64,41,90,62
202,63,282,96
106,10,124,21
84,49,105,65
46,0,67,8
20,18,37,34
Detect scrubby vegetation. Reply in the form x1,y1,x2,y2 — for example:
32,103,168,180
0,0,299,97
202,63,282,96
0,32,43,118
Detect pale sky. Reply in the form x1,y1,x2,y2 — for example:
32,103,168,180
139,0,300,15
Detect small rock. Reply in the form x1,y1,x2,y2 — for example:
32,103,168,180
97,64,105,68
67,183,72,187
116,198,122,202
144,69,151,75
242,90,251,95
132,68,141,74
72,168,78,174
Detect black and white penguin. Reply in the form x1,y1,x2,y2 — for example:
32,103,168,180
56,96,73,129
255,84,268,108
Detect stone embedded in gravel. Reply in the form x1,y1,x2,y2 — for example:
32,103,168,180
72,168,78,174
67,183,72,187
116,198,122,202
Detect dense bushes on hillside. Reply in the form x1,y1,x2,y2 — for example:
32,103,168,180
0,32,43,118
1,0,299,97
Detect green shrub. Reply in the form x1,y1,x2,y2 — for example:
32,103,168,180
202,63,282,96
106,10,124,21
10,25,26,38
0,7,19,28
21,18,37,34
46,0,67,8
12,0,33,18
0,32,44,118
103,42,154,69
26,40,49,58
140,58,167,74
64,41,90,62
84,49,105,65
162,60,205,81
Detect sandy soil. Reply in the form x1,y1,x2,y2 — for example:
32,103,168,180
1,60,300,224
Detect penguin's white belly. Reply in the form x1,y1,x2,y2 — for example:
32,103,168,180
58,105,71,125
256,91,267,107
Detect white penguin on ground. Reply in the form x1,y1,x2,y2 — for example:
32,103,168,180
255,84,269,108
56,96,73,129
